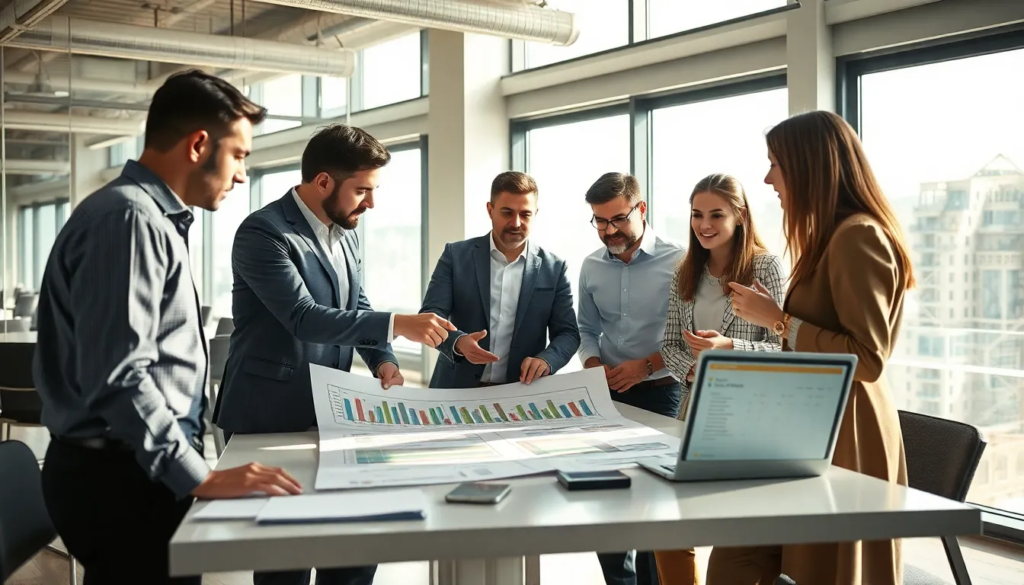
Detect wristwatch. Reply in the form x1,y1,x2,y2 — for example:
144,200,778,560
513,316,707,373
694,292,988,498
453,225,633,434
645,358,654,377
772,314,789,337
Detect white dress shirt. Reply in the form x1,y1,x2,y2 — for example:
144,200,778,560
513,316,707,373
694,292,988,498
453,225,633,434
292,189,394,342
483,232,528,383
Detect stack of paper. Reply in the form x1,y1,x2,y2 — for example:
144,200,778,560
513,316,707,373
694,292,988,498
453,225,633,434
255,489,427,525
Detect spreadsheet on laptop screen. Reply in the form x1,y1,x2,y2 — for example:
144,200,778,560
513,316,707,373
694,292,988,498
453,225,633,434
684,360,850,461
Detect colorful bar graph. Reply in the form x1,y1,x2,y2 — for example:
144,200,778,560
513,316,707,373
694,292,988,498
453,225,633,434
430,409,441,425
460,407,474,424
450,406,462,424
560,405,573,418
528,402,542,420
382,401,393,424
343,398,354,421
516,405,528,420
510,412,520,421
470,410,482,424
410,408,420,425
479,405,494,423
546,400,562,418
375,406,383,422
494,403,509,422
419,410,429,425
540,408,551,419
434,408,445,424
391,407,399,422
369,411,376,423
580,400,593,416
356,399,365,422
398,403,409,424
569,402,583,417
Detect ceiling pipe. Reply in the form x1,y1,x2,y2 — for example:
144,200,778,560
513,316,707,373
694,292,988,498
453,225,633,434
2,71,155,96
0,0,70,43
249,0,579,45
2,110,145,135
6,16,357,77
2,158,70,175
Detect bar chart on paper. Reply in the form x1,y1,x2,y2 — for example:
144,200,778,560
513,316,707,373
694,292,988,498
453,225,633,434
326,385,600,427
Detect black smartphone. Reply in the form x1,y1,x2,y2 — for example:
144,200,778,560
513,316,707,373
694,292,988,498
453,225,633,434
444,482,512,504
557,470,631,491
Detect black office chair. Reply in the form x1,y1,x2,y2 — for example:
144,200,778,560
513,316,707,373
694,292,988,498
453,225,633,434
899,410,985,585
0,440,57,581
0,343,42,443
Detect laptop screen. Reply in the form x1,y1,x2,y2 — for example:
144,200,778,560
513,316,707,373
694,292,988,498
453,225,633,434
683,356,852,462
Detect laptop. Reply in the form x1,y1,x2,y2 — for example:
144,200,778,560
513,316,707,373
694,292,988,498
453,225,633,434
639,349,856,482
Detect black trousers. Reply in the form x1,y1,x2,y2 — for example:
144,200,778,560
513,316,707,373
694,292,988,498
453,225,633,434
41,438,201,585
598,378,683,585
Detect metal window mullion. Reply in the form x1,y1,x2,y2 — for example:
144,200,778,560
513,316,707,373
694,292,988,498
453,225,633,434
420,29,430,97
629,97,653,226
629,0,649,44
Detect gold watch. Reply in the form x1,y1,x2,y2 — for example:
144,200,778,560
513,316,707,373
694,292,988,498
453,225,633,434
772,314,789,337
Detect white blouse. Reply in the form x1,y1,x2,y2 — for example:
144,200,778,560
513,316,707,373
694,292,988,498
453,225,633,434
692,269,728,333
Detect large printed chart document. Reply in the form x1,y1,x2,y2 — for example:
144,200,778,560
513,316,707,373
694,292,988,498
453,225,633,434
310,365,681,490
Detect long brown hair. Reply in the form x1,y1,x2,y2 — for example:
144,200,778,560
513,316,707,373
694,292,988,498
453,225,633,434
766,111,914,289
677,174,768,301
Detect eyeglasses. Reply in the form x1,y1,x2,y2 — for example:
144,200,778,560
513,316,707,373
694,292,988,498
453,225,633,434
591,204,639,230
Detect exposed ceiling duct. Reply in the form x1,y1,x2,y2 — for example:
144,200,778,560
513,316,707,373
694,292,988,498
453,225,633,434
2,110,144,135
0,0,70,43
2,71,154,96
5,16,357,77
1,158,70,175
250,0,579,46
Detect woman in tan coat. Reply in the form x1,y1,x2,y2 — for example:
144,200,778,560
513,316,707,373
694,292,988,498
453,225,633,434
709,110,915,585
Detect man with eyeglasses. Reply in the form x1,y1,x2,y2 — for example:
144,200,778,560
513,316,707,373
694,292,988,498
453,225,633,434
577,172,685,585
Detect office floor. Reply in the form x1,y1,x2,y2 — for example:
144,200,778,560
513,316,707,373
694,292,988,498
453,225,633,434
8,427,1024,585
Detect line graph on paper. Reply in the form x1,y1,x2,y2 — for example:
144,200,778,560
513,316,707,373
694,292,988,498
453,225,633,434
325,384,605,428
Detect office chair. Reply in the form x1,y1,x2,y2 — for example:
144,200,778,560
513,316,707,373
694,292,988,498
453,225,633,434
899,410,985,585
215,317,235,336
13,292,38,320
0,440,59,581
207,336,230,457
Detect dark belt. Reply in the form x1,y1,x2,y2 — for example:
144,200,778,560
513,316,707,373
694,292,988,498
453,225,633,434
52,433,203,452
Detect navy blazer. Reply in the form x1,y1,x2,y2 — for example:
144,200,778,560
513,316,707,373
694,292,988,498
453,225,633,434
213,193,397,434
420,234,580,388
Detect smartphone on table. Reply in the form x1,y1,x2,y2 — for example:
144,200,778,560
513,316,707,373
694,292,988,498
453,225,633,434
445,482,512,504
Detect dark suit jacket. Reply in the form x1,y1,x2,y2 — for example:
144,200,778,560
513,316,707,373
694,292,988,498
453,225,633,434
213,192,397,433
420,234,580,388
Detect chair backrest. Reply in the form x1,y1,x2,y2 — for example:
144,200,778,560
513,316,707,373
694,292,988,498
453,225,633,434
13,293,38,319
201,305,213,327
0,343,41,425
215,317,235,337
0,319,31,333
899,410,986,502
209,336,230,384
0,441,58,581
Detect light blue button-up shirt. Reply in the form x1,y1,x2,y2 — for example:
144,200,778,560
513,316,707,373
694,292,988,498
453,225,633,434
576,224,685,381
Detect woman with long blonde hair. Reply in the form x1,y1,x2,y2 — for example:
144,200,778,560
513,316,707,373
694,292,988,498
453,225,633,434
656,173,786,584
710,110,914,584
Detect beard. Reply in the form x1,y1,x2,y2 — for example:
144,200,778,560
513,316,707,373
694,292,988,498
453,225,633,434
322,185,365,230
186,142,231,211
602,231,637,255
498,226,527,249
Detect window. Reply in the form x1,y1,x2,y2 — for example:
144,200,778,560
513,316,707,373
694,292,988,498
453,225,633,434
649,85,788,256
357,145,424,354
521,113,631,370
210,181,252,318
851,41,1024,513
647,0,788,40
320,76,348,117
109,136,144,168
517,0,629,70
259,168,303,207
17,200,70,290
360,32,422,110
258,74,303,135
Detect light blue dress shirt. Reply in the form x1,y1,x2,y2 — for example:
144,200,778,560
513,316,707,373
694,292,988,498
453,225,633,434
576,224,685,381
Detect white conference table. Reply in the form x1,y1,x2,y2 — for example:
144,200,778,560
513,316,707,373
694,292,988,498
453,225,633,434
170,404,981,584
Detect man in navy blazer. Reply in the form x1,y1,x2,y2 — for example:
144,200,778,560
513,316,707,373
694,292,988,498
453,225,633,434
420,171,580,388
213,124,454,585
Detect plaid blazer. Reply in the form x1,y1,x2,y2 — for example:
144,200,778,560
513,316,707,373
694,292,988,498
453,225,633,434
662,253,787,411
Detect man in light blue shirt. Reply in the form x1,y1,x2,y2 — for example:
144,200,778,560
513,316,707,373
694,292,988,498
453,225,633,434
576,172,685,585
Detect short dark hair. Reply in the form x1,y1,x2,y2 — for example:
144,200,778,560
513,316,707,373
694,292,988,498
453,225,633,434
144,70,267,152
490,171,538,202
584,172,642,206
301,124,391,183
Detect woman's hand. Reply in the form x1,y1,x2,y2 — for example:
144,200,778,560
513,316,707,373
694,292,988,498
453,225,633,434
682,329,734,353
728,280,784,329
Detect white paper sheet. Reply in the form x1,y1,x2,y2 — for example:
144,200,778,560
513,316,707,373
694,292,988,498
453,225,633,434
192,498,269,520
309,366,680,490
255,489,427,524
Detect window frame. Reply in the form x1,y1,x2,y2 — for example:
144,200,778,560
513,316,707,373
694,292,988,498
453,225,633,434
838,26,1024,528
17,198,70,290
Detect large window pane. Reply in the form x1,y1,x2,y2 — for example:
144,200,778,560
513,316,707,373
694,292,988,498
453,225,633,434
525,114,631,371
260,74,303,134
35,204,56,289
259,169,303,207
361,33,421,110
651,87,788,257
18,207,34,290
647,0,787,39
211,182,251,318
520,0,629,70
360,147,423,354
320,75,348,117
858,47,1024,513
